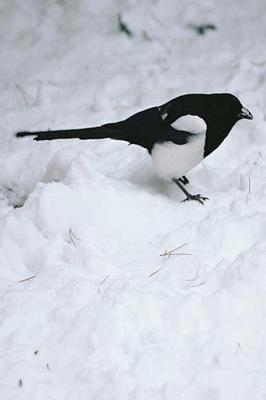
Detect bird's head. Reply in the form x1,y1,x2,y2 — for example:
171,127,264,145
203,93,253,124
162,93,253,129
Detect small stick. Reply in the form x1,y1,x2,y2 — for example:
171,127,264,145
148,268,162,278
69,226,81,247
19,275,36,283
160,242,192,258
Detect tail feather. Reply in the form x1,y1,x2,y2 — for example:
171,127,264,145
16,123,126,142
16,131,36,137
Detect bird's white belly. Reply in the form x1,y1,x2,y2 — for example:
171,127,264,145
151,134,206,181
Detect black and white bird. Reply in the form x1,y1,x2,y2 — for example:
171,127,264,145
16,93,253,204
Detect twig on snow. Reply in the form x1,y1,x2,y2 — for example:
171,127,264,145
148,243,192,278
160,242,192,258
68,226,81,247
19,275,36,283
148,268,162,278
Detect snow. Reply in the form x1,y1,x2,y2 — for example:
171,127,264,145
1,0,266,399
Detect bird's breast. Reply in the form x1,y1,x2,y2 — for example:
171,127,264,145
151,133,206,181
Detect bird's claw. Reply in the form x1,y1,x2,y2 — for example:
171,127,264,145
182,194,209,205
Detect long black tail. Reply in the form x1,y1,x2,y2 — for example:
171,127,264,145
16,106,161,151
16,123,127,142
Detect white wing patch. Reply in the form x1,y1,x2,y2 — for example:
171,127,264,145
171,115,207,134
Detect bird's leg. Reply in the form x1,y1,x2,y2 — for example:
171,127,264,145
179,175,189,185
173,178,209,205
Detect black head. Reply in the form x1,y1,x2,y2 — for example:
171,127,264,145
162,93,253,129
201,93,253,124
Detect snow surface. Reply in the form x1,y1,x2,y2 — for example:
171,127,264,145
1,0,266,399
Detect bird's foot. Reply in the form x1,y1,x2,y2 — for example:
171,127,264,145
182,193,209,205
172,178,208,205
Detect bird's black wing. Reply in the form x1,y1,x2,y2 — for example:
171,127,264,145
121,106,192,152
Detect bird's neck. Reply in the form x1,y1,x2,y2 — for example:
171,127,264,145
204,120,235,158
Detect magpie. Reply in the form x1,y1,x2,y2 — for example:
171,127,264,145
16,93,253,204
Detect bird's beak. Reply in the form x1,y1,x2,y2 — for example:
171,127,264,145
239,107,253,120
